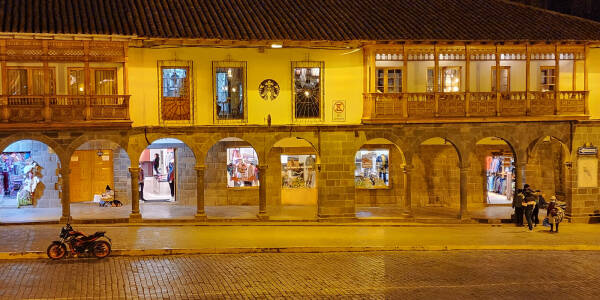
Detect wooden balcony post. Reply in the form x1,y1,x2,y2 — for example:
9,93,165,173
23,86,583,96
584,44,589,115
0,95,7,122
42,48,51,122
434,44,439,117
0,59,7,122
526,44,531,115
402,45,409,118
572,53,577,91
85,96,92,121
123,42,129,95
554,43,560,114
402,93,408,118
495,44,501,116
43,96,51,122
369,47,376,93
465,43,471,117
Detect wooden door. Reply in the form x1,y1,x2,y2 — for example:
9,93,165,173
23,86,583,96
69,150,113,203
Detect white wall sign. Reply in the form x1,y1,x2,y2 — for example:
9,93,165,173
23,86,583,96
577,156,598,188
332,100,346,121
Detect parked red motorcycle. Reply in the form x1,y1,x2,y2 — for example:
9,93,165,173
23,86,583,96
46,224,112,260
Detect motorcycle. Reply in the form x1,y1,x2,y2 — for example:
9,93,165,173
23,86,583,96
46,223,112,260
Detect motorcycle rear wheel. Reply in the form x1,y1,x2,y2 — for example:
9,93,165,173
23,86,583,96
92,241,111,259
47,243,67,260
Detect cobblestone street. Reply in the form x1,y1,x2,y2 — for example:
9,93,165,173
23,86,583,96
1,251,599,299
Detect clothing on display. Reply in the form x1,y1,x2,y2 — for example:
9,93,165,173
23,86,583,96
227,147,259,187
486,155,514,200
355,149,390,189
281,155,316,189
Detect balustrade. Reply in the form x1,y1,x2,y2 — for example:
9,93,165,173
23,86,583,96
0,94,130,124
363,90,586,122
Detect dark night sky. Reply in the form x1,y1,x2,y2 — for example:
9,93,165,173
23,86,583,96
510,0,600,22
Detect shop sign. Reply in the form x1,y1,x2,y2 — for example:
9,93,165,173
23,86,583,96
578,145,598,156
258,79,280,101
332,100,346,121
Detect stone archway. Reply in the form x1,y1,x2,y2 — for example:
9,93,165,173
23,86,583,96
353,138,407,218
67,139,132,221
137,137,197,220
526,136,571,202
0,139,63,223
204,137,260,219
412,137,462,218
266,136,320,220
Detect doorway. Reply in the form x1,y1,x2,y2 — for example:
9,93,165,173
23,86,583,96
70,150,114,203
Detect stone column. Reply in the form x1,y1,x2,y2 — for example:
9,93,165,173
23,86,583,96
257,164,269,220
128,167,142,222
59,167,71,223
402,165,413,217
459,164,469,220
195,166,207,220
515,162,526,191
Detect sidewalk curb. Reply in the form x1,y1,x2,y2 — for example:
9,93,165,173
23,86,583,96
3,245,600,260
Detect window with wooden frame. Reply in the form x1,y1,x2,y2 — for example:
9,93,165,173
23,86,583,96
427,67,461,92
376,68,402,93
6,67,55,95
540,66,556,92
491,66,510,92
212,61,247,122
292,61,324,120
92,68,117,95
159,61,193,122
67,68,85,96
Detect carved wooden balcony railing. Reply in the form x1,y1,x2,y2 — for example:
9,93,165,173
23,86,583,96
363,91,588,123
0,95,130,126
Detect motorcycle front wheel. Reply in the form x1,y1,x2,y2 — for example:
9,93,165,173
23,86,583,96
92,241,111,259
47,242,67,260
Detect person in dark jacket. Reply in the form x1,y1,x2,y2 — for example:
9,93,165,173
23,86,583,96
523,192,537,231
513,189,525,227
153,153,160,175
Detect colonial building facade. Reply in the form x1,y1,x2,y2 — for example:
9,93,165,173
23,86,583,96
0,0,599,223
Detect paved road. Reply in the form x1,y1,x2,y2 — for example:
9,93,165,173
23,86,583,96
1,251,599,299
3,224,600,254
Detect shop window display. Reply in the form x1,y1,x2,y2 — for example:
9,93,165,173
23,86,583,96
0,152,41,207
486,154,515,204
227,147,259,187
281,155,316,189
355,149,390,189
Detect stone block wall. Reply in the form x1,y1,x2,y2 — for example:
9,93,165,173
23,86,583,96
175,145,197,206
355,145,404,207
205,141,258,206
317,131,357,219
77,141,132,204
526,140,566,201
4,140,60,208
569,124,600,219
412,144,460,209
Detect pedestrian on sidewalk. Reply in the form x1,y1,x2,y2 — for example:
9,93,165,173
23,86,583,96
138,164,145,201
523,190,537,231
547,196,562,233
532,191,543,227
513,189,525,227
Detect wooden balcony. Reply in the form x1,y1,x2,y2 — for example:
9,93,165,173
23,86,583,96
362,91,588,123
0,95,131,130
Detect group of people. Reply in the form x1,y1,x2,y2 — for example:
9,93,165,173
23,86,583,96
512,184,563,233
137,153,176,202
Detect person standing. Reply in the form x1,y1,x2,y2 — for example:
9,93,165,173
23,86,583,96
138,164,145,201
523,191,537,231
167,162,175,201
153,153,160,175
513,189,525,227
547,196,562,233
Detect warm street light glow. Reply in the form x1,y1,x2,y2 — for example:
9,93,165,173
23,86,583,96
271,43,283,48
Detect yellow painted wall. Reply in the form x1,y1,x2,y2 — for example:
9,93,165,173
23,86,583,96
588,48,600,119
127,47,364,126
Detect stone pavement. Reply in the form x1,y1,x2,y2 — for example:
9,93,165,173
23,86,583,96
1,251,599,299
1,223,600,259
0,202,519,223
